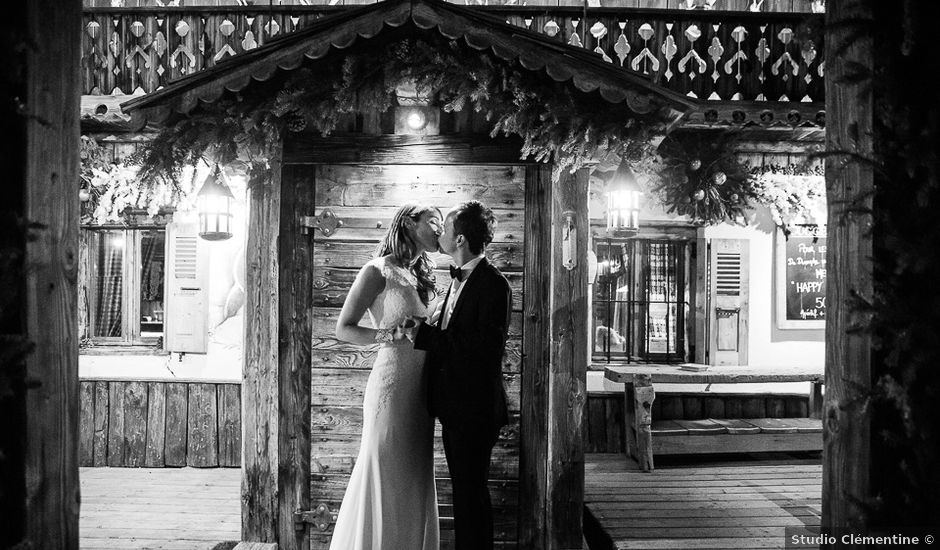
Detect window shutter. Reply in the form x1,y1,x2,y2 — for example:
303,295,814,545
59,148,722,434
165,218,209,353
707,238,749,365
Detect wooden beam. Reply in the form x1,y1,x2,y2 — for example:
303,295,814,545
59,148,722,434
277,165,314,550
243,147,283,543
15,0,82,548
519,164,552,549
548,168,589,549
823,0,873,541
283,134,526,165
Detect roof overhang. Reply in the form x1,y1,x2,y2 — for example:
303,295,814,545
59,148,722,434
121,0,696,129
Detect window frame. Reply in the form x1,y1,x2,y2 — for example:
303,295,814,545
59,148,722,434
591,224,697,365
81,225,167,349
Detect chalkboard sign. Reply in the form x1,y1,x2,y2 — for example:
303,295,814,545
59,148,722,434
776,224,826,329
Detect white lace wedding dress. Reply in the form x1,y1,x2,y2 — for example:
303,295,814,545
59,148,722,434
328,255,440,550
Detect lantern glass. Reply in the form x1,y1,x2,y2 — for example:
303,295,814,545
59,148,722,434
607,190,642,232
406,110,428,130
196,167,235,241
606,163,642,234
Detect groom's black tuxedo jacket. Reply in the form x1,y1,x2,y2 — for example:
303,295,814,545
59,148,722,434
414,257,511,436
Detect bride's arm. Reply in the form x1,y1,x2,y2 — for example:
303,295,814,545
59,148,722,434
335,264,387,345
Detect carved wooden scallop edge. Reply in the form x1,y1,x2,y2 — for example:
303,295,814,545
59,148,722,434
130,4,689,124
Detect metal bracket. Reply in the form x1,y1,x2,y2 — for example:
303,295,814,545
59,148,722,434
301,208,343,237
716,307,741,319
294,502,334,532
561,210,578,271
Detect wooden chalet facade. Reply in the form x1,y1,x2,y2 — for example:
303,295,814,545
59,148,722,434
78,0,828,548
14,0,940,549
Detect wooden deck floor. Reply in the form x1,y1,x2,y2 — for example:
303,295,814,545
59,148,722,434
80,467,241,550
584,453,822,550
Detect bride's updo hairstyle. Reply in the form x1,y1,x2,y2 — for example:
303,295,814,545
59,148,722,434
375,204,439,306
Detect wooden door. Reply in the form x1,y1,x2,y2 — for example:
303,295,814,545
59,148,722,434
306,162,528,549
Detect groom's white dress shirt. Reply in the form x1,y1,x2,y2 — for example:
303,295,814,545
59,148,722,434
440,254,485,330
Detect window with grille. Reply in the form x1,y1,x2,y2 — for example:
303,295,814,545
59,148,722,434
592,237,693,363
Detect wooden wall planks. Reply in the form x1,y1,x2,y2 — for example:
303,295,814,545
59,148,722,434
78,377,809,466
78,380,241,468
307,162,527,549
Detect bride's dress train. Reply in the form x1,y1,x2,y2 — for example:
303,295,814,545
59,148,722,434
328,256,439,550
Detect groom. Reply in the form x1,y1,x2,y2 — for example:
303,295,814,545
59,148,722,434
406,200,511,550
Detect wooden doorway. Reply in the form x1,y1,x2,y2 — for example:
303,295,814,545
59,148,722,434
282,135,543,549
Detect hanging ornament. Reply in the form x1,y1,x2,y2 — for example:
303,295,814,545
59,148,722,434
713,171,727,185
689,159,701,171
79,188,91,202
693,189,706,201
287,115,307,133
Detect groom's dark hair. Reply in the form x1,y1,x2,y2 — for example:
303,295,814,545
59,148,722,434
453,200,496,255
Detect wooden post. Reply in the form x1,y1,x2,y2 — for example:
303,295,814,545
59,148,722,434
622,375,656,471
631,374,655,472
809,381,823,420
548,168,589,549
520,164,552,550
277,165,313,550
241,154,313,550
2,0,82,548
520,165,589,549
242,149,282,545
622,381,638,463
823,0,873,541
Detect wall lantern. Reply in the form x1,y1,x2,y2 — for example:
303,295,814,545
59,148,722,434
393,80,439,135
196,165,235,241
394,105,439,135
606,162,642,234
405,108,428,131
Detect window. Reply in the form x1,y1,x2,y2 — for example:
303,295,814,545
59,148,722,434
83,228,166,346
593,237,694,363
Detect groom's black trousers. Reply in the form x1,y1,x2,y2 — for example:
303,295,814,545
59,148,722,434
441,424,499,550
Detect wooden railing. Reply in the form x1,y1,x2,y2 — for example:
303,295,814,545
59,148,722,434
84,0,823,9
81,5,824,103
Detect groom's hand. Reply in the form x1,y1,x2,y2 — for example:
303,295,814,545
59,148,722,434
428,302,443,326
402,316,425,342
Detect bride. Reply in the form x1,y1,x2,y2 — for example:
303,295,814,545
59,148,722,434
330,204,443,550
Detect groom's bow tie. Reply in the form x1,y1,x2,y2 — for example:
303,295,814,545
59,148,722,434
449,265,464,282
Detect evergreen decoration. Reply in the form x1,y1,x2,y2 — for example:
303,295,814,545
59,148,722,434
646,131,760,224
750,161,826,234
135,35,673,187
80,136,194,224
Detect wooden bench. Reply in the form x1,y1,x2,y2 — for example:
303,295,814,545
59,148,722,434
604,364,824,471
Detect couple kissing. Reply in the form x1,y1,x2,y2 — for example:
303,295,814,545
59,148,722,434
331,200,511,550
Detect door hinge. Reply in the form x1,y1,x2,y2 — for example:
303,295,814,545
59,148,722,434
294,502,334,532
301,208,343,236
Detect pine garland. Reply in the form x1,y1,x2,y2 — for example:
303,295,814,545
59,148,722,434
128,35,824,230
80,136,194,224
751,163,826,233
135,35,670,187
